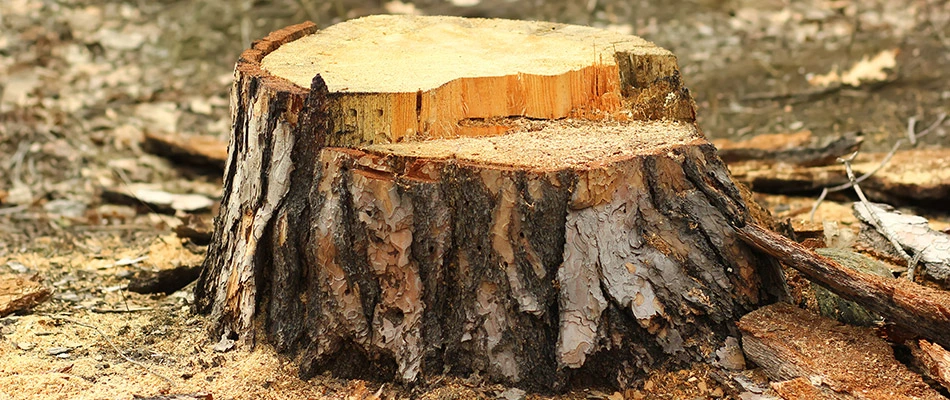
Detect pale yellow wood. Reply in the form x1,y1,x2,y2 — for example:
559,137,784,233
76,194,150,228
364,119,702,171
260,15,678,144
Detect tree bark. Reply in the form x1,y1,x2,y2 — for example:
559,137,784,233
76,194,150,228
195,15,786,391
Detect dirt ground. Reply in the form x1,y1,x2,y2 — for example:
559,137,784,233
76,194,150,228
1,0,948,399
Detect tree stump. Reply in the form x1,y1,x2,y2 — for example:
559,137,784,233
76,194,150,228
195,15,785,390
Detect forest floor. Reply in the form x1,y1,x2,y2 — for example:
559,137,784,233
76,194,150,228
1,0,948,399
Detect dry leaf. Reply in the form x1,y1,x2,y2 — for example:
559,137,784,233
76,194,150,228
808,48,899,87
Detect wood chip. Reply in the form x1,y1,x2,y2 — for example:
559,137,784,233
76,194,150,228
770,377,833,400
909,339,950,392
0,275,52,317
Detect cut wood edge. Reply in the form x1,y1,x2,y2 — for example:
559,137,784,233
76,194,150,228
256,15,695,145
909,339,950,392
361,119,704,172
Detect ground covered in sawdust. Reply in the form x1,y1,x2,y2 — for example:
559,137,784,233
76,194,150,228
1,0,948,399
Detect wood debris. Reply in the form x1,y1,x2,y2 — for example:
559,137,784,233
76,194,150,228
738,303,941,399
127,264,202,295
808,49,899,88
173,214,213,245
909,339,950,392
735,222,950,351
854,202,950,286
712,130,862,167
102,183,215,213
0,275,51,317
728,148,950,207
142,131,228,172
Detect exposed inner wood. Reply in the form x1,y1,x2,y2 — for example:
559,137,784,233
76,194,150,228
260,15,680,143
363,119,703,171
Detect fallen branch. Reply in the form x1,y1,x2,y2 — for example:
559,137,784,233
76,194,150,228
734,222,950,351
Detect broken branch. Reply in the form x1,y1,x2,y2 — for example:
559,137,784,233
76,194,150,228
734,222,950,351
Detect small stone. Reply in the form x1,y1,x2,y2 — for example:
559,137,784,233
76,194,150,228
212,335,235,353
43,199,88,218
716,336,747,370
498,387,526,400
17,342,35,351
5,261,28,274
47,347,70,356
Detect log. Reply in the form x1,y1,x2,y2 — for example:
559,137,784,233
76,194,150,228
738,303,942,399
711,130,862,167
194,15,786,390
726,148,950,208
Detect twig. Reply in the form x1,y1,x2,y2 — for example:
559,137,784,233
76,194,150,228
808,140,902,220
916,112,947,140
840,153,918,280
90,307,153,313
907,116,918,145
0,205,28,216
48,315,175,387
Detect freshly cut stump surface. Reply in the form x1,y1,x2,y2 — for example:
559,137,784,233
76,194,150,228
196,15,785,391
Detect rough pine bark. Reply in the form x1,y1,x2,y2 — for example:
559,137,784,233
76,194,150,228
195,16,787,391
